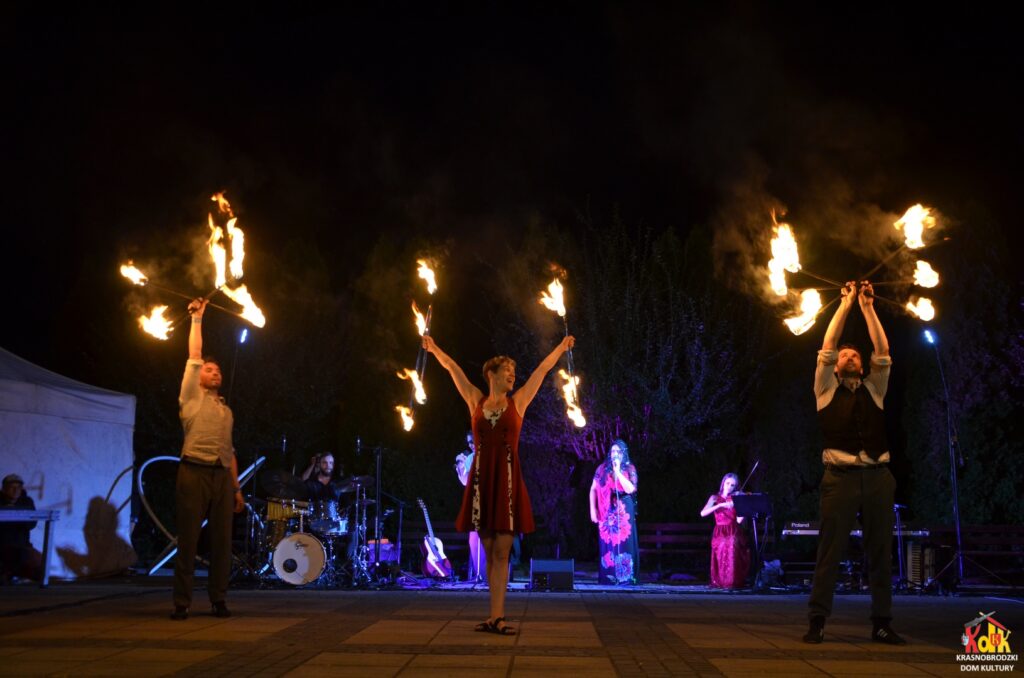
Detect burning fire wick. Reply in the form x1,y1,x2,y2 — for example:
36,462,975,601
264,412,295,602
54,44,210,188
409,305,433,411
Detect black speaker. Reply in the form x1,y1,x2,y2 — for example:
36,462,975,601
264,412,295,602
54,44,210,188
530,558,574,591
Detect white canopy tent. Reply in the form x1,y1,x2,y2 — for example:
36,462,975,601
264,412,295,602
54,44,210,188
0,346,136,579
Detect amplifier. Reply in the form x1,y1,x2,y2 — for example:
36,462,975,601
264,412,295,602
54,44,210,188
530,558,574,591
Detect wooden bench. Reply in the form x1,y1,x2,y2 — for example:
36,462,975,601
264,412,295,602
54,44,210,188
923,524,1024,585
637,522,711,576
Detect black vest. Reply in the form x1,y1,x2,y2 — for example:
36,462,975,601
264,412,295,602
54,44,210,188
818,381,888,459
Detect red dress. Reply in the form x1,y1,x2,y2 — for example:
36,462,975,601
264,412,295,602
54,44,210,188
710,495,750,588
455,396,535,534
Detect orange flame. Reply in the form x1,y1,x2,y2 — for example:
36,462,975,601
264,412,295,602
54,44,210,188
207,215,228,289
139,305,172,340
913,260,939,288
417,259,437,295
768,220,801,296
211,192,234,217
557,369,586,428
397,368,427,405
412,301,427,336
221,284,266,328
894,204,936,249
783,289,823,335
906,297,936,321
395,405,415,431
120,262,148,286
226,217,245,280
540,279,567,317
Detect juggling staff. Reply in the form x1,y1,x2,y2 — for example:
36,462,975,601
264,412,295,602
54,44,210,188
119,192,267,340
539,277,586,428
121,263,249,325
396,259,438,431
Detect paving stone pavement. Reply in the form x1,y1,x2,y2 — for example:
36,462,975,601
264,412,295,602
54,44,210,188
0,582,1020,676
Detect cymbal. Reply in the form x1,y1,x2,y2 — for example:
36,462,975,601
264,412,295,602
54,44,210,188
261,469,308,500
337,475,375,493
355,498,376,506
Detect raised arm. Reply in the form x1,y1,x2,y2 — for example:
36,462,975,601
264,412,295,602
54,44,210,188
187,298,209,360
858,281,889,358
512,335,575,416
822,282,856,351
422,335,483,415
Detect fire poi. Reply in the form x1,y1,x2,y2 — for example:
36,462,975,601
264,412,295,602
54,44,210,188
539,274,586,428
396,259,438,431
765,204,944,335
120,192,267,339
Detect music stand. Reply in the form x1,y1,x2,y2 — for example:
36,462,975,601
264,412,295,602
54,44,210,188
733,493,773,589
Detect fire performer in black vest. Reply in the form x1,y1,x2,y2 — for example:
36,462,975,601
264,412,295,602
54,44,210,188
804,280,905,645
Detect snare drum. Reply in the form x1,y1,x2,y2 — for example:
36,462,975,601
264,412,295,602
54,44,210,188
266,497,309,522
310,500,349,535
272,532,326,585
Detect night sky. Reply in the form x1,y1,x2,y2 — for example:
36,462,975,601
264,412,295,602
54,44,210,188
5,4,1022,407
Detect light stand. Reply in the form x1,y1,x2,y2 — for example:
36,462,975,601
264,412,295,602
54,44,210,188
923,329,1005,589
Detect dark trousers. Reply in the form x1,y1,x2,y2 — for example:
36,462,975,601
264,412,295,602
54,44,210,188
173,461,233,609
808,465,896,622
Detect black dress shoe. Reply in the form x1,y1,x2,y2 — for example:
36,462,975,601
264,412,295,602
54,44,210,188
212,601,231,618
803,616,825,644
872,624,906,645
170,606,189,621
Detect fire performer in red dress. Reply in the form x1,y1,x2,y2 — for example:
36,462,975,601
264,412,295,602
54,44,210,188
422,333,575,635
804,281,905,645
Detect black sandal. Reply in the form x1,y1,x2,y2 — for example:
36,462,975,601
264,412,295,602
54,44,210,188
487,617,516,635
474,620,491,632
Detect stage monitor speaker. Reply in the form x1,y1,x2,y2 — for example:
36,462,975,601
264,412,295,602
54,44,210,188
530,558,574,591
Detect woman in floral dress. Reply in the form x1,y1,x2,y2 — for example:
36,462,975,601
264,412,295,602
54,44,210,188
589,440,639,584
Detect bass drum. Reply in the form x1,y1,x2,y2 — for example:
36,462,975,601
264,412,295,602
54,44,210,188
272,532,326,585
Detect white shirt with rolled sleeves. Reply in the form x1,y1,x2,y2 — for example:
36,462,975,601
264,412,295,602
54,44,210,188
179,359,234,468
814,349,891,466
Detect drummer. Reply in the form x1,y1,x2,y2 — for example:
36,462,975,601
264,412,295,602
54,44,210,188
301,453,358,565
301,453,343,501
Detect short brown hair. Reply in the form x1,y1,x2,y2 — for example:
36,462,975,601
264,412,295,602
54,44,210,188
482,356,515,382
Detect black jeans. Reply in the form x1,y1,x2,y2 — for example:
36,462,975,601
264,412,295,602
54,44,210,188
808,464,896,621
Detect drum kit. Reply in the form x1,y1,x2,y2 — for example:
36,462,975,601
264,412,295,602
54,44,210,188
235,469,382,587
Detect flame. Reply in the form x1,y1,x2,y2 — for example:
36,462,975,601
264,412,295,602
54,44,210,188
211,192,234,217
913,260,940,288
395,405,415,431
783,289,823,335
906,297,936,321
226,217,245,280
397,368,427,405
221,284,266,327
557,369,586,428
411,301,427,336
540,278,567,317
894,204,936,249
139,305,172,340
767,221,801,296
120,262,148,286
417,259,437,295
207,215,228,289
